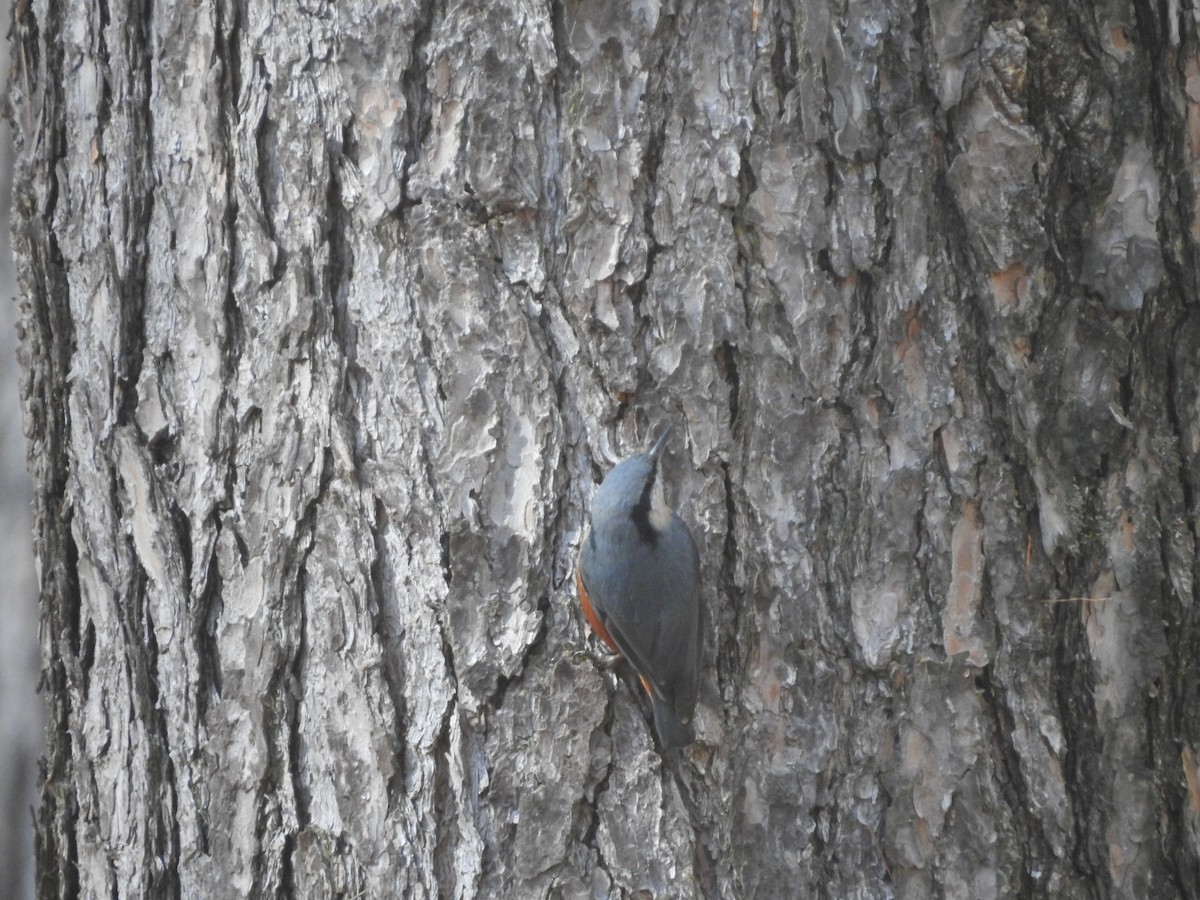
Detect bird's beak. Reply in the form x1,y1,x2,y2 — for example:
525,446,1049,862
648,426,673,461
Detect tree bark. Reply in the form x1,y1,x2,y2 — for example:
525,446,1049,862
0,2,40,894
13,0,1200,897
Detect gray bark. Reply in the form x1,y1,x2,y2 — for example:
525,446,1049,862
12,1,1200,898
0,0,39,889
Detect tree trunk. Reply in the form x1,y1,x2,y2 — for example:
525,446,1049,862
0,2,40,895
13,0,1200,897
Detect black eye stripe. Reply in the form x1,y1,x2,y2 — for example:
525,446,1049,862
629,458,660,544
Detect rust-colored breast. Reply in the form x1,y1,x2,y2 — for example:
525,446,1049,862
576,560,655,700
576,561,621,654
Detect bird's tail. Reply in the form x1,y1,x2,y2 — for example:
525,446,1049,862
650,693,695,749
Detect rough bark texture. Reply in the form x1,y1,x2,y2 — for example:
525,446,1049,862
13,0,1200,898
0,0,40,891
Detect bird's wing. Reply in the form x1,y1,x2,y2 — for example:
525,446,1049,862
595,604,676,703
584,521,699,711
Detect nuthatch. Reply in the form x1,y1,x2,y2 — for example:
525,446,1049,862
576,427,701,748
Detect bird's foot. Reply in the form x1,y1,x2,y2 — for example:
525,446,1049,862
594,649,623,670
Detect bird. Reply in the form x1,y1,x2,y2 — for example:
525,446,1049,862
576,427,701,748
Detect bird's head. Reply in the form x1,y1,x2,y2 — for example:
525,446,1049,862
590,428,674,542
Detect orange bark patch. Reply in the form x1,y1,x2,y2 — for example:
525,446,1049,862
989,262,1028,311
1183,746,1200,815
1011,335,1031,364
943,500,988,666
1110,25,1132,54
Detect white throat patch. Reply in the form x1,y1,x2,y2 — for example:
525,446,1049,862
649,476,673,531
